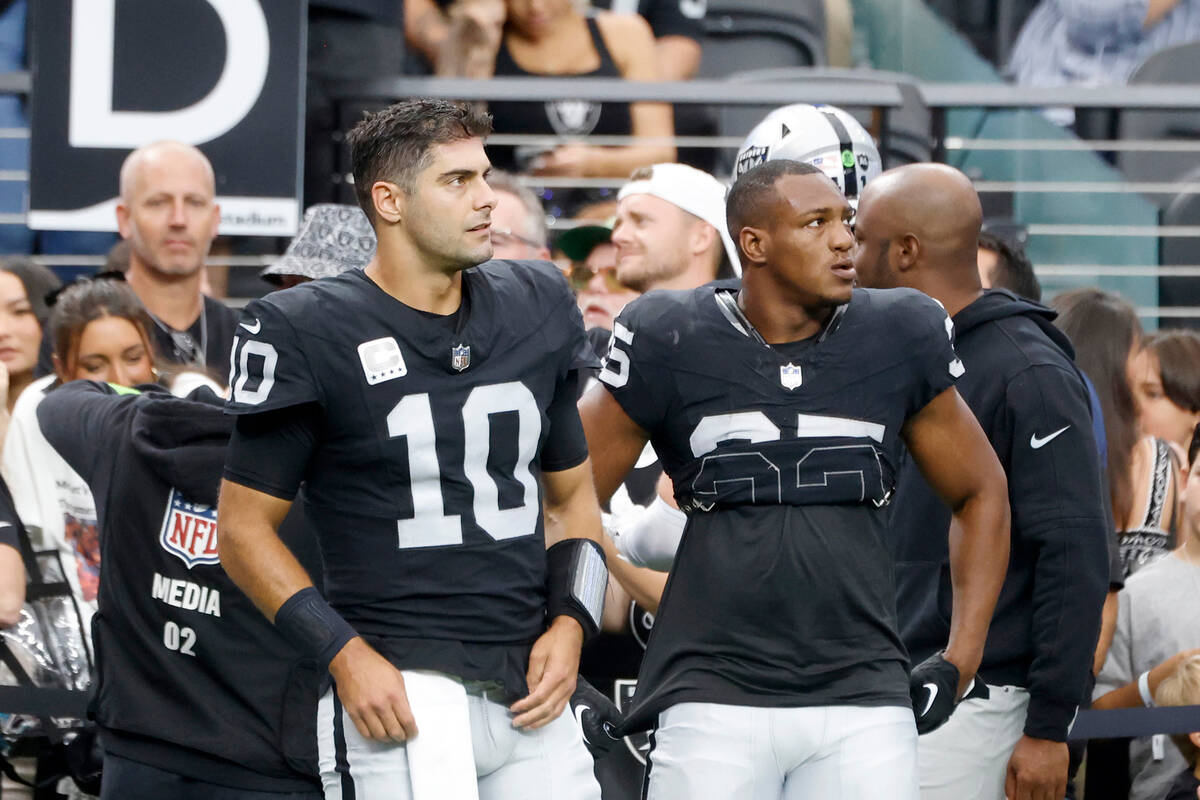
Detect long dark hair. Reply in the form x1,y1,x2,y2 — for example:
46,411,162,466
1,256,61,328
49,278,154,380
1052,288,1142,526
1145,330,1200,413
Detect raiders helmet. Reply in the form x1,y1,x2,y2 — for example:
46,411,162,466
733,103,882,205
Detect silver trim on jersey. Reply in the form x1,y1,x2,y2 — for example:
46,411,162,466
713,289,848,347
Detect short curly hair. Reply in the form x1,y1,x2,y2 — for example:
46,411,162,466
346,99,492,224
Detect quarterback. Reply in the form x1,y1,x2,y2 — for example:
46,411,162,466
217,100,606,800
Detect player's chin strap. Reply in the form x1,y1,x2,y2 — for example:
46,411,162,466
546,539,607,640
714,289,847,348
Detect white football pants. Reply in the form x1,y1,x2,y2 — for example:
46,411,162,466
316,681,601,800
917,685,1030,800
644,702,918,800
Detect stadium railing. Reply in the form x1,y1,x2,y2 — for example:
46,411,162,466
3,71,1200,325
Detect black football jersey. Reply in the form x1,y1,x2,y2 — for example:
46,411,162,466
225,260,595,697
599,283,962,731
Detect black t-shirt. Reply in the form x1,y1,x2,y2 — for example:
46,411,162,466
224,260,596,700
1165,769,1200,800
599,284,961,731
592,0,705,40
37,381,320,793
146,296,238,380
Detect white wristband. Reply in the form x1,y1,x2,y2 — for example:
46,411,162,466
1138,670,1156,707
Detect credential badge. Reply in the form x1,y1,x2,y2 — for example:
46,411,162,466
451,343,471,372
780,363,803,390
358,337,407,385
159,488,220,569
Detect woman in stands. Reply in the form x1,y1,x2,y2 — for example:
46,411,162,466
1131,329,1200,458
1053,288,1180,579
414,0,675,178
0,257,59,420
2,278,160,660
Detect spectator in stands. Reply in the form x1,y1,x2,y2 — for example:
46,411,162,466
1009,0,1200,89
2,278,158,663
1131,330,1200,457
0,258,59,421
419,0,676,178
487,169,552,259
978,230,1042,301
117,141,237,377
259,204,377,289
1155,652,1200,800
589,0,703,79
1092,425,1200,800
558,218,638,331
1053,288,1180,578
611,162,739,291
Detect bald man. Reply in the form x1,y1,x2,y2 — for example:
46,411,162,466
854,164,1110,800
116,141,237,377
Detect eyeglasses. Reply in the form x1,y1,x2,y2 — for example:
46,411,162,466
490,228,543,252
568,263,630,292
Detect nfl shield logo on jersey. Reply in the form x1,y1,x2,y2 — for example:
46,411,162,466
159,488,220,568
451,343,471,372
780,363,803,390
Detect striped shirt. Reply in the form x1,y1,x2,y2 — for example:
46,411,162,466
1007,0,1200,86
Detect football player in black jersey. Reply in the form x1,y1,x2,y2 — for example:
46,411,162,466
217,100,606,799
579,159,1012,800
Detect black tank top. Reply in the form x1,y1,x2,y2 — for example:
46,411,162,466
488,16,634,172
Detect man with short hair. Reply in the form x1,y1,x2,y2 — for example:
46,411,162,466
581,159,1011,799
217,99,605,800
611,162,740,293
116,141,237,376
853,163,1110,800
487,169,550,260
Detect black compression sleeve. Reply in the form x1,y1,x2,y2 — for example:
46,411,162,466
224,404,321,499
541,370,589,472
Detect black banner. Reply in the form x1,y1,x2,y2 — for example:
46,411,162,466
28,0,304,235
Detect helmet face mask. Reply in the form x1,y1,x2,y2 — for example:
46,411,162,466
733,103,882,206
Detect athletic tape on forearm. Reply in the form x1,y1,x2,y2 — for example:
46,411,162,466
611,496,687,571
546,538,607,639
274,586,358,669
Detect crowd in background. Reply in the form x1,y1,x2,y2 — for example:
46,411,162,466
0,1,1194,799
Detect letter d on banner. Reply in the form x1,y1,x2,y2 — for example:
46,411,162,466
68,0,269,148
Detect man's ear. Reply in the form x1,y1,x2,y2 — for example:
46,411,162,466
738,226,768,268
894,232,921,273
1188,731,1200,750
115,203,132,240
371,181,405,224
689,220,717,258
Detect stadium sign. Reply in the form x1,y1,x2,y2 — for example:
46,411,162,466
28,0,304,236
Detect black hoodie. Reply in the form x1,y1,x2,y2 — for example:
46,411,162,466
37,380,322,794
889,290,1110,742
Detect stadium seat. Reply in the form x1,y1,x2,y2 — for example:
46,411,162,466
924,0,1039,67
713,67,932,175
1118,41,1200,208
1159,164,1200,328
697,0,827,79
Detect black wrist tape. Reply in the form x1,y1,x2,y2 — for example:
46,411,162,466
274,586,357,669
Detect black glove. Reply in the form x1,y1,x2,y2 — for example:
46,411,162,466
909,652,960,735
570,677,623,757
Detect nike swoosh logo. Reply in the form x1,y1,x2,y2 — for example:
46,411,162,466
239,319,261,334
1030,426,1070,449
574,704,591,740
921,683,938,716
